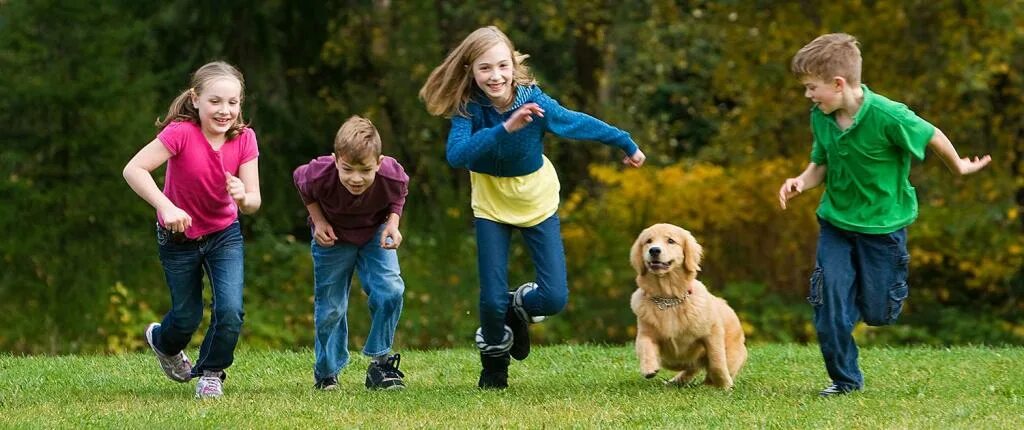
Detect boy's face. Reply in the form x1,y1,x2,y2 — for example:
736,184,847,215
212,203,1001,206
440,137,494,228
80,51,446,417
472,43,514,106
335,154,383,195
800,76,843,114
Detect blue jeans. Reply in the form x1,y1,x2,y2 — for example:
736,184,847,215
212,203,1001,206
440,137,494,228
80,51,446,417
151,220,245,377
809,218,910,390
475,215,568,345
311,225,405,380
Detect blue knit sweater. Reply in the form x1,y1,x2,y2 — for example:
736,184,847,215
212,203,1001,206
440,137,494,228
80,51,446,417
446,85,638,177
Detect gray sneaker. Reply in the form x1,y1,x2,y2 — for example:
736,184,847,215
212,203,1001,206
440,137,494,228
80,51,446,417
195,370,224,399
145,323,192,382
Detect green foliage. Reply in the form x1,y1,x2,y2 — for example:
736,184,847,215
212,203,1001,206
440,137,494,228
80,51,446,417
2,344,1023,428
1,1,1021,352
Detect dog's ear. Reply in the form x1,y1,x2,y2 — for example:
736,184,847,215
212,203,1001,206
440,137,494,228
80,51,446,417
683,231,703,275
630,231,647,276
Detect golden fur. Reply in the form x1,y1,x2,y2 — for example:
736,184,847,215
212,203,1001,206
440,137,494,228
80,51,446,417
629,223,747,388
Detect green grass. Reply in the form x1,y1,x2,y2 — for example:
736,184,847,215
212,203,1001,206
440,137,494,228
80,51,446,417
1,344,1021,429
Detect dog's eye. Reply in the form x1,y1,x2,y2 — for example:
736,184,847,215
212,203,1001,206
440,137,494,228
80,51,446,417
645,238,652,244
667,238,676,244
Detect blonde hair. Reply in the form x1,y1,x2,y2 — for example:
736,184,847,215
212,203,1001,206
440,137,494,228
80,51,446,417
791,33,862,85
334,115,381,161
419,26,536,118
156,61,248,140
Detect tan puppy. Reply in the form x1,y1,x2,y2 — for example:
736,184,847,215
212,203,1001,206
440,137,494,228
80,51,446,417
629,223,747,388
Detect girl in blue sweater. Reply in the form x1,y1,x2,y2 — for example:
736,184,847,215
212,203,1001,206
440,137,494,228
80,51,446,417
420,26,646,389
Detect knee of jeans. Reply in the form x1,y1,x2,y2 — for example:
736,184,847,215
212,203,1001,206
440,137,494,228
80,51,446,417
213,305,245,329
529,285,568,315
370,282,404,309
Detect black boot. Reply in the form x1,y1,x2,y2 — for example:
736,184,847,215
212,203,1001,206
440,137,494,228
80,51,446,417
477,352,510,389
506,294,530,361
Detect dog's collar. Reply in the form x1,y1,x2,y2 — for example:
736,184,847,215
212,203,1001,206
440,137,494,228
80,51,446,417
648,290,691,310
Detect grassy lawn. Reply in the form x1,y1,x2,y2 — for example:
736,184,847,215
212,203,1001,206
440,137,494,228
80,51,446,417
1,343,1021,428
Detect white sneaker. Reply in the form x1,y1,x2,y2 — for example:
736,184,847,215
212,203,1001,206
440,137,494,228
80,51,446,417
145,323,192,382
195,370,224,399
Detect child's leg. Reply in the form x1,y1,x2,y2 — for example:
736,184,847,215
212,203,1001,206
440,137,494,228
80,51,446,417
310,239,358,381
192,221,245,375
853,228,910,326
519,214,568,317
812,219,864,390
474,218,514,345
355,226,405,357
154,227,205,357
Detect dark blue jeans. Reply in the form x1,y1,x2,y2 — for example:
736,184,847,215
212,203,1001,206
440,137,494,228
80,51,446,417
151,220,245,377
475,215,568,345
809,218,910,390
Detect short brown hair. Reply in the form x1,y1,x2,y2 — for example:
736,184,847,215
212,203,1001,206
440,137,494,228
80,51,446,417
791,33,862,85
333,116,381,161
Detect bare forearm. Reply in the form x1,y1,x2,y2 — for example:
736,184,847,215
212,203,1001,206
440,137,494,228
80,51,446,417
122,165,175,212
796,163,826,190
238,193,261,214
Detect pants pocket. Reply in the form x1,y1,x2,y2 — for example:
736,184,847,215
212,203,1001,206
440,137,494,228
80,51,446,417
807,266,824,306
881,253,911,325
886,281,909,323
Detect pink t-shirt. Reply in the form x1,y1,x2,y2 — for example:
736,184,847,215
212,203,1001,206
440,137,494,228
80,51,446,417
157,121,259,238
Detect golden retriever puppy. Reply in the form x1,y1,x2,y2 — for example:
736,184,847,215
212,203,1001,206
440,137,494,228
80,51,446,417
629,223,746,388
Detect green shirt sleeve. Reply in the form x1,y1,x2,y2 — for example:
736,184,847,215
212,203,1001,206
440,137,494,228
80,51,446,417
809,112,827,165
886,105,934,161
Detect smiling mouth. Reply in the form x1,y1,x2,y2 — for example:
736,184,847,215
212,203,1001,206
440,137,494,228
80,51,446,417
646,260,673,271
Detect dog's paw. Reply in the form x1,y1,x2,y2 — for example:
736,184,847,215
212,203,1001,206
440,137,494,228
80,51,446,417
643,370,659,379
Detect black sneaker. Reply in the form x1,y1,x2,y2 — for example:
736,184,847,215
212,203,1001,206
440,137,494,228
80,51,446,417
819,384,859,397
506,293,530,361
314,376,339,391
477,352,510,390
366,354,406,390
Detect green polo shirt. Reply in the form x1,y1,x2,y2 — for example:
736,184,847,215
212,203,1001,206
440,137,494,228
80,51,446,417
808,85,935,234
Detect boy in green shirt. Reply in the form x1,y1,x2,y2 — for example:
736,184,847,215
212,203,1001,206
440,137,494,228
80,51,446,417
778,33,991,397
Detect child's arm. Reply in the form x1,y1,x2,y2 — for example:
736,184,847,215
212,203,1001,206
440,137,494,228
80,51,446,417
779,162,826,210
446,115,505,168
380,213,402,249
926,128,992,175
305,202,337,247
226,158,262,214
533,93,643,166
122,138,192,232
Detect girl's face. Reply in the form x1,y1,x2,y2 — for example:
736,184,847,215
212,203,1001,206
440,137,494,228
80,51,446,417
335,154,382,196
193,77,242,140
800,76,842,114
472,43,515,106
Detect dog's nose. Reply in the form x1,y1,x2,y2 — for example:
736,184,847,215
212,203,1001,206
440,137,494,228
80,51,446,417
648,247,661,257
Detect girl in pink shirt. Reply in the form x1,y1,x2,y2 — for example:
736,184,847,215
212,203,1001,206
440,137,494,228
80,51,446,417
123,61,261,399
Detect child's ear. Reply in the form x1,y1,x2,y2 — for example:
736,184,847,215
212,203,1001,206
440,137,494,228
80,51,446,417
377,155,384,165
832,76,846,91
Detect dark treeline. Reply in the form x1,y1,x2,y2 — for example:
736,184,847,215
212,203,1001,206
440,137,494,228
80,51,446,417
1,0,1021,353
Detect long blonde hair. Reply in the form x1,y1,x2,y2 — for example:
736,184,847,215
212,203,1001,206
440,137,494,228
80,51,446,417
419,26,535,118
156,61,248,140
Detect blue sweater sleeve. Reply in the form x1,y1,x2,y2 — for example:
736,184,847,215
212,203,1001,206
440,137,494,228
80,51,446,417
445,114,510,168
535,92,638,156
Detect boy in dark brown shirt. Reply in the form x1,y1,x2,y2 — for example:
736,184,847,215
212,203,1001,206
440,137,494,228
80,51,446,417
293,115,410,391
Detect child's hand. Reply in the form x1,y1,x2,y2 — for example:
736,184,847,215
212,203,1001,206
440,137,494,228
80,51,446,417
956,155,992,175
623,148,646,168
159,206,192,233
779,178,804,210
225,171,246,204
313,223,337,247
380,225,402,249
503,103,545,133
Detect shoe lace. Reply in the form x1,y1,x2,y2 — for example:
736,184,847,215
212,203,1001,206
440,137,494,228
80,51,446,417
200,375,222,392
380,354,405,378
